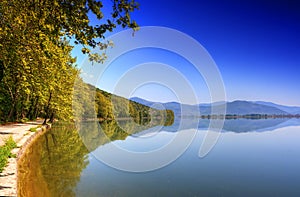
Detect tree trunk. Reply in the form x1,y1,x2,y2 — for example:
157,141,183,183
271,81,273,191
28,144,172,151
28,96,39,120
43,92,52,125
7,99,17,122
49,112,54,123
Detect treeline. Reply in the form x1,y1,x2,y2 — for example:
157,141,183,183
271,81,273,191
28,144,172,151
96,85,174,124
0,42,78,123
73,83,174,126
0,0,139,123
0,0,174,125
0,54,174,125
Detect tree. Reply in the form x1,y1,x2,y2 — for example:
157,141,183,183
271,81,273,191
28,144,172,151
1,0,139,63
0,0,139,122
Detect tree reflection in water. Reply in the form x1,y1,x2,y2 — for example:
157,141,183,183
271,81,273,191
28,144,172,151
18,118,173,196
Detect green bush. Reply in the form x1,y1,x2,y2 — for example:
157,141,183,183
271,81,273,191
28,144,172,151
29,127,38,132
19,118,29,123
0,136,17,172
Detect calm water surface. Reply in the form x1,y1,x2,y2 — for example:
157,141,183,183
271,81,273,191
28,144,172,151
18,118,300,196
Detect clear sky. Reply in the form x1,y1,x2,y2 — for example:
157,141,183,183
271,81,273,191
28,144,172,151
74,0,300,106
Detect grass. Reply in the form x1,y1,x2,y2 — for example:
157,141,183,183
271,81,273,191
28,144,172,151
19,118,29,123
0,136,17,172
29,127,38,132
29,125,46,132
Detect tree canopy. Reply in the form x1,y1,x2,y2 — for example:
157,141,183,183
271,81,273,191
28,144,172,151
0,0,139,62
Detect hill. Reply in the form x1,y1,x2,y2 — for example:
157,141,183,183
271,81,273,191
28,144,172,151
73,84,174,126
255,101,300,115
130,97,292,116
221,100,288,115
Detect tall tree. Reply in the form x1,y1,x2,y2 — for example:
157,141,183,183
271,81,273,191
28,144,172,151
0,0,139,122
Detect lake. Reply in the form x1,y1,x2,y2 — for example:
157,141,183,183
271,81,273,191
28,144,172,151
18,118,300,196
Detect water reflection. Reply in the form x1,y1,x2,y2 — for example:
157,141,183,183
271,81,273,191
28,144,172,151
78,118,168,152
18,119,167,196
18,123,89,197
76,118,300,197
17,118,300,196
164,117,300,133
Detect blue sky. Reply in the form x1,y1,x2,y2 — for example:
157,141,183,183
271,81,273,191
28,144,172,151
74,0,300,106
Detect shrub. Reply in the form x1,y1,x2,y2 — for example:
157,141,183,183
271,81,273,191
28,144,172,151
0,136,17,172
29,127,38,132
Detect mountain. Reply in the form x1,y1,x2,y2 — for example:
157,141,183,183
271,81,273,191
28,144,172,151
130,97,198,116
255,101,300,115
129,97,159,108
223,100,288,115
130,98,292,116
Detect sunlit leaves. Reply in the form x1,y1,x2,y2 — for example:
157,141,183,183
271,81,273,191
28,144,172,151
0,0,139,122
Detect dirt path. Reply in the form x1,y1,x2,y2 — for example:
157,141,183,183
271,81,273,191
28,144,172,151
0,119,45,197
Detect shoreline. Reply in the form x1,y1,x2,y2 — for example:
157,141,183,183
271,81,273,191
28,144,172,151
0,120,51,197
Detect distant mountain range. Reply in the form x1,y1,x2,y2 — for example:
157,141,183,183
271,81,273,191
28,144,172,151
130,97,300,116
254,101,300,114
